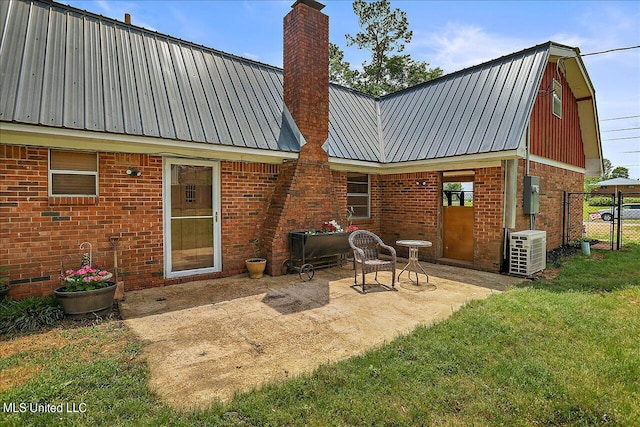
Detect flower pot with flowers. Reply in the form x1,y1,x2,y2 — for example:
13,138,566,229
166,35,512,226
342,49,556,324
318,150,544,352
55,264,116,316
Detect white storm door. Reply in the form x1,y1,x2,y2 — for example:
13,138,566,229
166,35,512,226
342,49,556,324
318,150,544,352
164,159,221,278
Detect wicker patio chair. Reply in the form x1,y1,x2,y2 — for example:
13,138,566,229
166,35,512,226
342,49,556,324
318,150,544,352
348,230,396,293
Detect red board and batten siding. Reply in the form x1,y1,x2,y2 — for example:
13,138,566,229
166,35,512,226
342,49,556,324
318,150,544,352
530,63,585,168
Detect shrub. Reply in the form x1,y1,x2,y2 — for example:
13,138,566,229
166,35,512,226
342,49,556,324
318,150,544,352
0,296,64,335
588,197,615,206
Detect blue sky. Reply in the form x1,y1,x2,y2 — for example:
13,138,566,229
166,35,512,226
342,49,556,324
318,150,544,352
62,0,640,179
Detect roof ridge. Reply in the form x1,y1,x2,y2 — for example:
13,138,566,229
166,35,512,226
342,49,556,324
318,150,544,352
39,0,284,73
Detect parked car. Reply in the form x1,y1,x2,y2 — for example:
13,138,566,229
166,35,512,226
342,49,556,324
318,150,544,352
599,203,640,221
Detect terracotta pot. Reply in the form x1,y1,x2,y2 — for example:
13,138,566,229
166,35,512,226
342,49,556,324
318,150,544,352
55,282,117,317
245,258,267,279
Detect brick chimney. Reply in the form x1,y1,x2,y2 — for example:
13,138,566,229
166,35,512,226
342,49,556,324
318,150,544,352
260,0,341,275
283,0,329,162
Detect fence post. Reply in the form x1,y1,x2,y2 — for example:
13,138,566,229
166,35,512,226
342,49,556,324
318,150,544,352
616,191,622,250
562,190,568,246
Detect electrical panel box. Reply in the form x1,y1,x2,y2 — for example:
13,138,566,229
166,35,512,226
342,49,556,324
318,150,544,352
523,175,540,214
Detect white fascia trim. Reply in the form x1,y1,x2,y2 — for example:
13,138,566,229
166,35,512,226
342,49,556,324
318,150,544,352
529,154,586,174
329,150,522,174
0,123,298,164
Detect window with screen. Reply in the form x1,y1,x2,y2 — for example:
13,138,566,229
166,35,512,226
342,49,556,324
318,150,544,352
347,173,369,219
49,150,98,196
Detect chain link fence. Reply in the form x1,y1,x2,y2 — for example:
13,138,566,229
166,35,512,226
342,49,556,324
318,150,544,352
565,191,640,250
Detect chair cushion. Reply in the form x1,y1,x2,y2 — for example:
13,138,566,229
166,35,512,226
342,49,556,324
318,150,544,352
363,259,393,267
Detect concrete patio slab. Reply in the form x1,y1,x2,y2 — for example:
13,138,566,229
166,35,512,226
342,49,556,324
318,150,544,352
120,262,523,409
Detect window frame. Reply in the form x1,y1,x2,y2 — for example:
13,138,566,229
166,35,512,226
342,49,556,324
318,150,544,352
48,149,99,197
552,79,562,118
346,172,370,219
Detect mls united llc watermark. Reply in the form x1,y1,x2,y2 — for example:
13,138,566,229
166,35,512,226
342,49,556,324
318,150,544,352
3,402,87,414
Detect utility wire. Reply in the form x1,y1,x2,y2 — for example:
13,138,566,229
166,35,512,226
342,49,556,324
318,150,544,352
601,115,640,121
601,127,640,133
602,136,640,141
581,45,640,56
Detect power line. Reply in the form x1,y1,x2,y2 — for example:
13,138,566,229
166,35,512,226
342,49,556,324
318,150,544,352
602,136,640,141
601,115,640,122
601,127,640,133
581,45,640,56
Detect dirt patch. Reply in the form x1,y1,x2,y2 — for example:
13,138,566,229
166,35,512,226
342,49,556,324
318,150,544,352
121,263,522,409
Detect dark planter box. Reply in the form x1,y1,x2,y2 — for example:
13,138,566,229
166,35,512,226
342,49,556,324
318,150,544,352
289,231,351,262
55,282,117,317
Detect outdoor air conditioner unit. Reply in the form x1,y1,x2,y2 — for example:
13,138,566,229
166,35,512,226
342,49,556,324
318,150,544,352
509,230,547,276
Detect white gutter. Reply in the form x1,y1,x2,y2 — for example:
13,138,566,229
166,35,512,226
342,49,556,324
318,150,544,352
0,123,299,164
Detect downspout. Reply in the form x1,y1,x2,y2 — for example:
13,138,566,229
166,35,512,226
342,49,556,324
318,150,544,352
525,123,536,230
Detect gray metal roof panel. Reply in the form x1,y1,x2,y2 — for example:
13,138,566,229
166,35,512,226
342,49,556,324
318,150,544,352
325,85,380,161
0,0,29,122
114,25,143,135
40,5,66,127
1,0,300,153
1,0,555,163
379,44,550,163
62,10,84,129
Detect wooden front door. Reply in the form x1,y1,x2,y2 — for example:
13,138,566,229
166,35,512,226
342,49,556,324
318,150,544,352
442,178,474,262
443,206,474,262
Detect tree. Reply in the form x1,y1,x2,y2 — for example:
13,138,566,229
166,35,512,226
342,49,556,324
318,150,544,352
603,158,612,179
443,183,462,192
329,43,358,88
610,166,629,179
331,0,442,96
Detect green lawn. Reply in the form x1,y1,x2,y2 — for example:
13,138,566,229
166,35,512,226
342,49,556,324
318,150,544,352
2,246,639,426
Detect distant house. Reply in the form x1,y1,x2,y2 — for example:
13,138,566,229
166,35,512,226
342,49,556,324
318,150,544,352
591,178,640,196
0,0,603,298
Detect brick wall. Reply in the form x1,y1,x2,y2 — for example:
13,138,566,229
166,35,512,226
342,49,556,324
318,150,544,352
220,161,279,274
260,159,340,276
473,166,505,272
0,144,285,299
0,145,164,298
514,159,584,249
379,172,440,260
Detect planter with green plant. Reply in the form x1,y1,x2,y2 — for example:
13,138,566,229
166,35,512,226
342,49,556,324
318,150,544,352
55,264,116,316
245,239,267,279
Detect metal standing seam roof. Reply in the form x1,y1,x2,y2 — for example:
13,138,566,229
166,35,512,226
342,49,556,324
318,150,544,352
1,0,555,165
325,44,551,163
0,0,299,152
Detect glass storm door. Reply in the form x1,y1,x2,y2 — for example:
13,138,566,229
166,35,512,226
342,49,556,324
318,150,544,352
164,160,220,278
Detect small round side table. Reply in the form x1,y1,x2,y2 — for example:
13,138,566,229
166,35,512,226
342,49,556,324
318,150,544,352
396,240,432,285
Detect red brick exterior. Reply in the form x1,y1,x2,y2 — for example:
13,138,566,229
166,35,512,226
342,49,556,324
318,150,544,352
379,172,440,260
283,0,329,163
260,0,340,275
473,166,505,272
0,145,288,298
221,161,279,274
0,5,592,297
0,146,164,298
514,160,584,248
260,159,341,276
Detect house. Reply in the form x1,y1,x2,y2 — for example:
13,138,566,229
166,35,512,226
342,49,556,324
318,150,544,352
0,0,602,298
590,178,640,196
